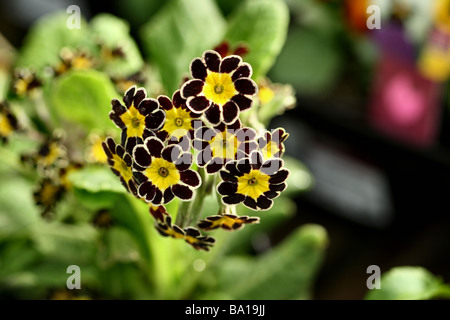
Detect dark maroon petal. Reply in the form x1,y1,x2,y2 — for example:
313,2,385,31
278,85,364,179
109,111,125,129
190,58,208,80
219,170,238,183
162,144,182,163
231,63,252,82
196,149,212,167
181,79,204,98
138,98,159,115
206,160,223,174
231,94,253,112
222,101,239,125
227,118,242,131
172,184,194,200
223,193,245,205
217,181,237,195
152,189,163,205
203,50,221,72
234,78,257,96
157,95,173,111
224,161,241,177
261,159,283,175
187,96,210,113
180,170,200,187
269,169,289,184
133,171,147,184
237,158,251,174
195,126,216,141
124,136,143,155
116,145,125,158
128,180,138,196
270,182,286,193
168,135,191,152
133,88,147,107
139,181,156,201
123,86,136,108
272,128,289,143
205,103,221,125
145,137,164,157
133,145,151,168
256,195,272,210
102,141,113,158
243,197,258,210
163,188,175,204
145,109,166,131
172,90,186,108
175,152,193,170
220,55,242,73
123,153,133,167
250,150,263,170
235,127,256,142
111,99,126,115
264,190,279,199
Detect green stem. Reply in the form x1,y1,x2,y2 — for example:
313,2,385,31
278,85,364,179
175,199,191,227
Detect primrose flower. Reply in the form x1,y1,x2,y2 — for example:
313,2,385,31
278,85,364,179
156,89,202,143
0,102,19,143
193,120,257,174
181,50,258,125
13,69,42,97
257,128,289,160
198,214,259,231
217,150,289,211
155,214,215,251
102,137,137,196
132,136,201,205
109,85,166,153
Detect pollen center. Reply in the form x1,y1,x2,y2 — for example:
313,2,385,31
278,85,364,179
131,117,140,128
175,117,184,127
158,167,169,177
247,177,258,186
214,84,224,94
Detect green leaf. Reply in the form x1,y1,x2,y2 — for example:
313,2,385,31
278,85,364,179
225,0,289,81
14,12,90,74
215,224,328,299
365,266,447,300
48,69,119,131
68,165,126,194
140,0,226,94
90,14,144,78
283,155,314,196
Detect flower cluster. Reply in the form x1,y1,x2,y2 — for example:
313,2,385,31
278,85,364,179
103,50,290,251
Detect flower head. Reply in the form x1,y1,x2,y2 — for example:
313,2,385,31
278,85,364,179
217,150,289,211
156,90,202,143
257,128,289,160
198,214,259,231
132,136,201,205
193,119,257,174
102,137,137,196
213,41,249,58
12,69,42,97
0,102,19,143
155,214,215,251
181,50,258,125
109,85,166,153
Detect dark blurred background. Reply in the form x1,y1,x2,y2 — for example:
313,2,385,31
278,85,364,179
1,0,449,299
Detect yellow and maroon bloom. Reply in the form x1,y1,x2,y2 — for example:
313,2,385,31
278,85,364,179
53,48,95,76
33,178,65,219
102,137,137,196
193,120,258,174
0,102,19,143
132,136,201,205
180,50,258,125
155,214,215,251
257,128,289,159
198,214,259,231
109,85,166,153
156,89,202,145
12,69,42,97
217,150,289,211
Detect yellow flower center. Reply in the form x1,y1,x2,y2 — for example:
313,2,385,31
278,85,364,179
203,71,237,106
210,131,240,159
112,154,133,182
162,107,193,139
237,170,270,200
259,86,275,104
262,141,281,159
120,105,146,138
144,157,180,191
0,113,13,137
71,56,93,70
